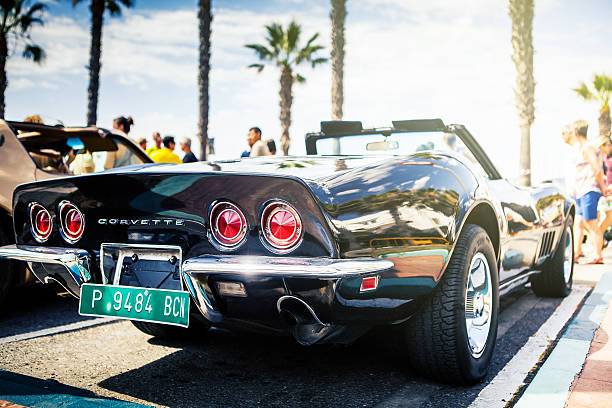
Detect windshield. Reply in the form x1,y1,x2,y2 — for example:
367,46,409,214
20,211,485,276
315,130,488,178
316,131,463,155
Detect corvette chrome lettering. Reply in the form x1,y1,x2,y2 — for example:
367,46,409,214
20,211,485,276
97,218,186,226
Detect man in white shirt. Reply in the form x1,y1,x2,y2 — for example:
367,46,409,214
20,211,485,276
247,127,270,157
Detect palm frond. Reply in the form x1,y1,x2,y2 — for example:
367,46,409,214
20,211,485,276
22,43,45,63
265,23,284,56
13,0,21,18
593,74,612,92
0,0,18,11
303,32,319,49
295,73,306,83
310,57,327,68
248,63,265,73
19,14,43,31
286,20,301,54
106,1,122,16
295,44,325,65
25,2,45,17
573,82,595,101
245,43,274,61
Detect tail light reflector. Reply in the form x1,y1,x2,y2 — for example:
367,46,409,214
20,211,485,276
260,201,303,252
360,276,379,292
209,202,248,248
59,201,84,243
29,203,52,242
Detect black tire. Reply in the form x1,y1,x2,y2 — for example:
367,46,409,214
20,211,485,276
403,224,499,385
531,216,574,298
0,227,15,308
131,316,210,339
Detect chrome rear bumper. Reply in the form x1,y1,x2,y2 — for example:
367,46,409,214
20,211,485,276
182,255,396,345
0,245,92,297
182,255,394,278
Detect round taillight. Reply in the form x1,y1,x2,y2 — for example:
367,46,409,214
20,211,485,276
260,201,302,252
29,203,52,242
58,201,84,243
209,201,248,249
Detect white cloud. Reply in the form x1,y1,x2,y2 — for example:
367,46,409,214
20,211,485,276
10,78,35,90
5,0,612,183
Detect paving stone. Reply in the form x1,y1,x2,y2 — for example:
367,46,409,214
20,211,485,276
566,377,612,408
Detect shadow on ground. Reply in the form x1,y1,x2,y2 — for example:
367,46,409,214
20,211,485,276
98,287,563,408
0,284,98,339
100,327,436,408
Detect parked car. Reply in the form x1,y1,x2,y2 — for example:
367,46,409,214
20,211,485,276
0,119,574,384
0,120,152,305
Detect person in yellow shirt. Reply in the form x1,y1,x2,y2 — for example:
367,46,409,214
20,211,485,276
151,136,181,163
146,132,162,156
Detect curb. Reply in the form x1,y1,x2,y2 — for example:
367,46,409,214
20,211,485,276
514,271,612,407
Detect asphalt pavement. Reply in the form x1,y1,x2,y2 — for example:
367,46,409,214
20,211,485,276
0,256,608,408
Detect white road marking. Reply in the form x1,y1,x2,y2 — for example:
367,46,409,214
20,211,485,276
0,317,119,345
468,285,590,408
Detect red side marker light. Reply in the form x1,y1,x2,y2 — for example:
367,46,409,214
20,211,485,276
360,276,379,292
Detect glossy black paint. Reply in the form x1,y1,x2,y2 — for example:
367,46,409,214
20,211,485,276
13,172,336,261
9,123,574,343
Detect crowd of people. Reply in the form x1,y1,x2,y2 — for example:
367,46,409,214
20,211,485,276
563,119,612,265
111,117,198,164
132,122,276,163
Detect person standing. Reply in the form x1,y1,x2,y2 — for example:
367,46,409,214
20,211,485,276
247,127,270,157
570,120,607,264
597,134,612,236
137,137,147,151
146,132,162,156
105,116,135,169
180,137,198,163
151,136,181,163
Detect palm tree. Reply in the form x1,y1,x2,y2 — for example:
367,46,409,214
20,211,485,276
509,0,535,187
73,0,132,126
198,0,211,161
245,21,327,155
330,0,346,121
0,0,46,119
573,74,612,137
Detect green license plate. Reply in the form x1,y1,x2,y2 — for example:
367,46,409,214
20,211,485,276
79,283,190,327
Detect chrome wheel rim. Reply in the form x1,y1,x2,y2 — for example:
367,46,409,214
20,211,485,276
465,252,492,358
563,226,573,285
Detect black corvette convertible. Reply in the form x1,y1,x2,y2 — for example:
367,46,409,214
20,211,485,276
0,119,574,384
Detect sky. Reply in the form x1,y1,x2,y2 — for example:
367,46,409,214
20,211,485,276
5,0,612,183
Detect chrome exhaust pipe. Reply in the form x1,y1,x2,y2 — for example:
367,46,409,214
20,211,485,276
276,295,330,345
276,295,327,326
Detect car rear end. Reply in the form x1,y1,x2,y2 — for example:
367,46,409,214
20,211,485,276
1,171,400,344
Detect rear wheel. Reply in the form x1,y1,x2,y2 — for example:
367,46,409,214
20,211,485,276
531,216,574,298
403,224,499,384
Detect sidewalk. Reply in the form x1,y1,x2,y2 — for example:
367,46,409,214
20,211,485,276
565,295,612,407
515,248,612,408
